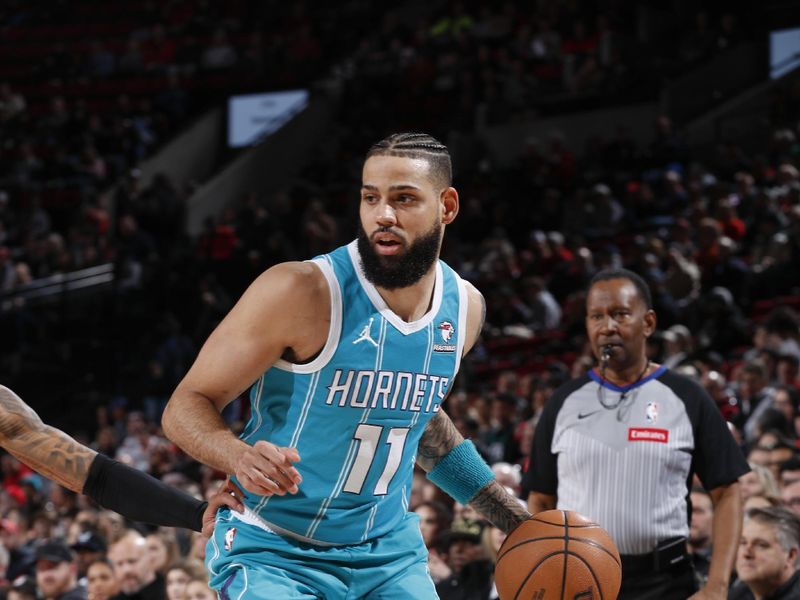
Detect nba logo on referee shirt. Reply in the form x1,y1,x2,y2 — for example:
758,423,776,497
645,401,659,424
224,527,237,551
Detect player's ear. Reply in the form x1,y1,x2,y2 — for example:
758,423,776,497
441,187,459,225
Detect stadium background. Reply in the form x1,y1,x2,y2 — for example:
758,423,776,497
0,0,800,596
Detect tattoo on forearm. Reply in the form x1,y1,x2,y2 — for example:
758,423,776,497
416,410,464,472
469,480,531,533
0,386,94,492
413,390,531,533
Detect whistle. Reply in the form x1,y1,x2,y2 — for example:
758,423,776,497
601,345,613,363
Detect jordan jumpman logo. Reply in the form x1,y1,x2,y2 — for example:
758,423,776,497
353,317,379,347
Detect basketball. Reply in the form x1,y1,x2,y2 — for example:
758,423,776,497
495,510,621,600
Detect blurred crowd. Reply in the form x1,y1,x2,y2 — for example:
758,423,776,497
0,1,798,599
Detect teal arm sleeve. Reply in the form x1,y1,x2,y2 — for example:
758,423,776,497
425,440,495,505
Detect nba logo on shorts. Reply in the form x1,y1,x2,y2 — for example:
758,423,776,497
224,527,237,551
645,402,659,424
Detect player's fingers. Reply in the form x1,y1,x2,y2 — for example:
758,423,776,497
252,442,301,490
236,470,280,496
222,478,246,502
279,446,301,464
261,463,299,494
255,440,299,470
214,490,245,513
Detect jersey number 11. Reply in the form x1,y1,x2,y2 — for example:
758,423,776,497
343,424,410,495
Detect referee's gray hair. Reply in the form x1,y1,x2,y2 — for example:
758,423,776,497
745,506,800,555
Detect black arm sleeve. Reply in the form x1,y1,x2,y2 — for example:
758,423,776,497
82,453,208,532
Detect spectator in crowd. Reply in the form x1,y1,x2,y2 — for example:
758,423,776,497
435,520,487,598
7,576,38,600
778,457,800,488
662,324,693,369
71,531,107,582
164,560,206,600
108,530,164,600
2,517,34,581
414,501,453,550
740,464,782,505
86,558,119,600
34,541,86,600
437,520,507,600
144,532,179,577
519,276,561,331
736,361,776,442
781,480,800,516
182,577,216,600
772,386,800,437
480,394,522,464
730,507,800,599
491,462,522,498
688,486,714,588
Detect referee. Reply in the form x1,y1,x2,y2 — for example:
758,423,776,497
523,268,748,599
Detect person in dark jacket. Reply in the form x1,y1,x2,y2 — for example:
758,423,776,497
729,506,800,599
34,541,87,600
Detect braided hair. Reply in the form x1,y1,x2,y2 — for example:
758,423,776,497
366,133,452,189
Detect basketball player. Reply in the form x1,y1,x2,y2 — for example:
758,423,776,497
161,133,531,598
523,269,749,600
0,385,241,534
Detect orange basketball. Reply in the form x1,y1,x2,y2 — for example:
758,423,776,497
495,510,621,600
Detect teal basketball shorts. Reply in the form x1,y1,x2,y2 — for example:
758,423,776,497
206,509,438,599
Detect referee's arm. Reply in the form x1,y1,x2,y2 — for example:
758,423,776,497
528,491,556,515
696,481,741,599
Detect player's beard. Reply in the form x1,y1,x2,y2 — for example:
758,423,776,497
357,221,442,290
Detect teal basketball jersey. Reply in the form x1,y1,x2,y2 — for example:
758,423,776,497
232,241,467,545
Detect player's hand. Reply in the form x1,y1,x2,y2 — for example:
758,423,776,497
234,440,302,497
201,478,245,537
428,549,452,583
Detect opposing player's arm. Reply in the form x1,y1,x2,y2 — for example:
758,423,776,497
162,261,328,494
0,385,95,492
0,386,242,531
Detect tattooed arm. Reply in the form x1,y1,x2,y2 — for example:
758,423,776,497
0,385,242,530
417,410,530,533
0,385,94,492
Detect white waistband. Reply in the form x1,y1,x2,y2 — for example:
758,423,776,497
228,506,339,547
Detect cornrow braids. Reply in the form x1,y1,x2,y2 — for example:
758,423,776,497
366,132,452,189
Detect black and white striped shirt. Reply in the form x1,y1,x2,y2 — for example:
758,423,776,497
523,367,749,555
